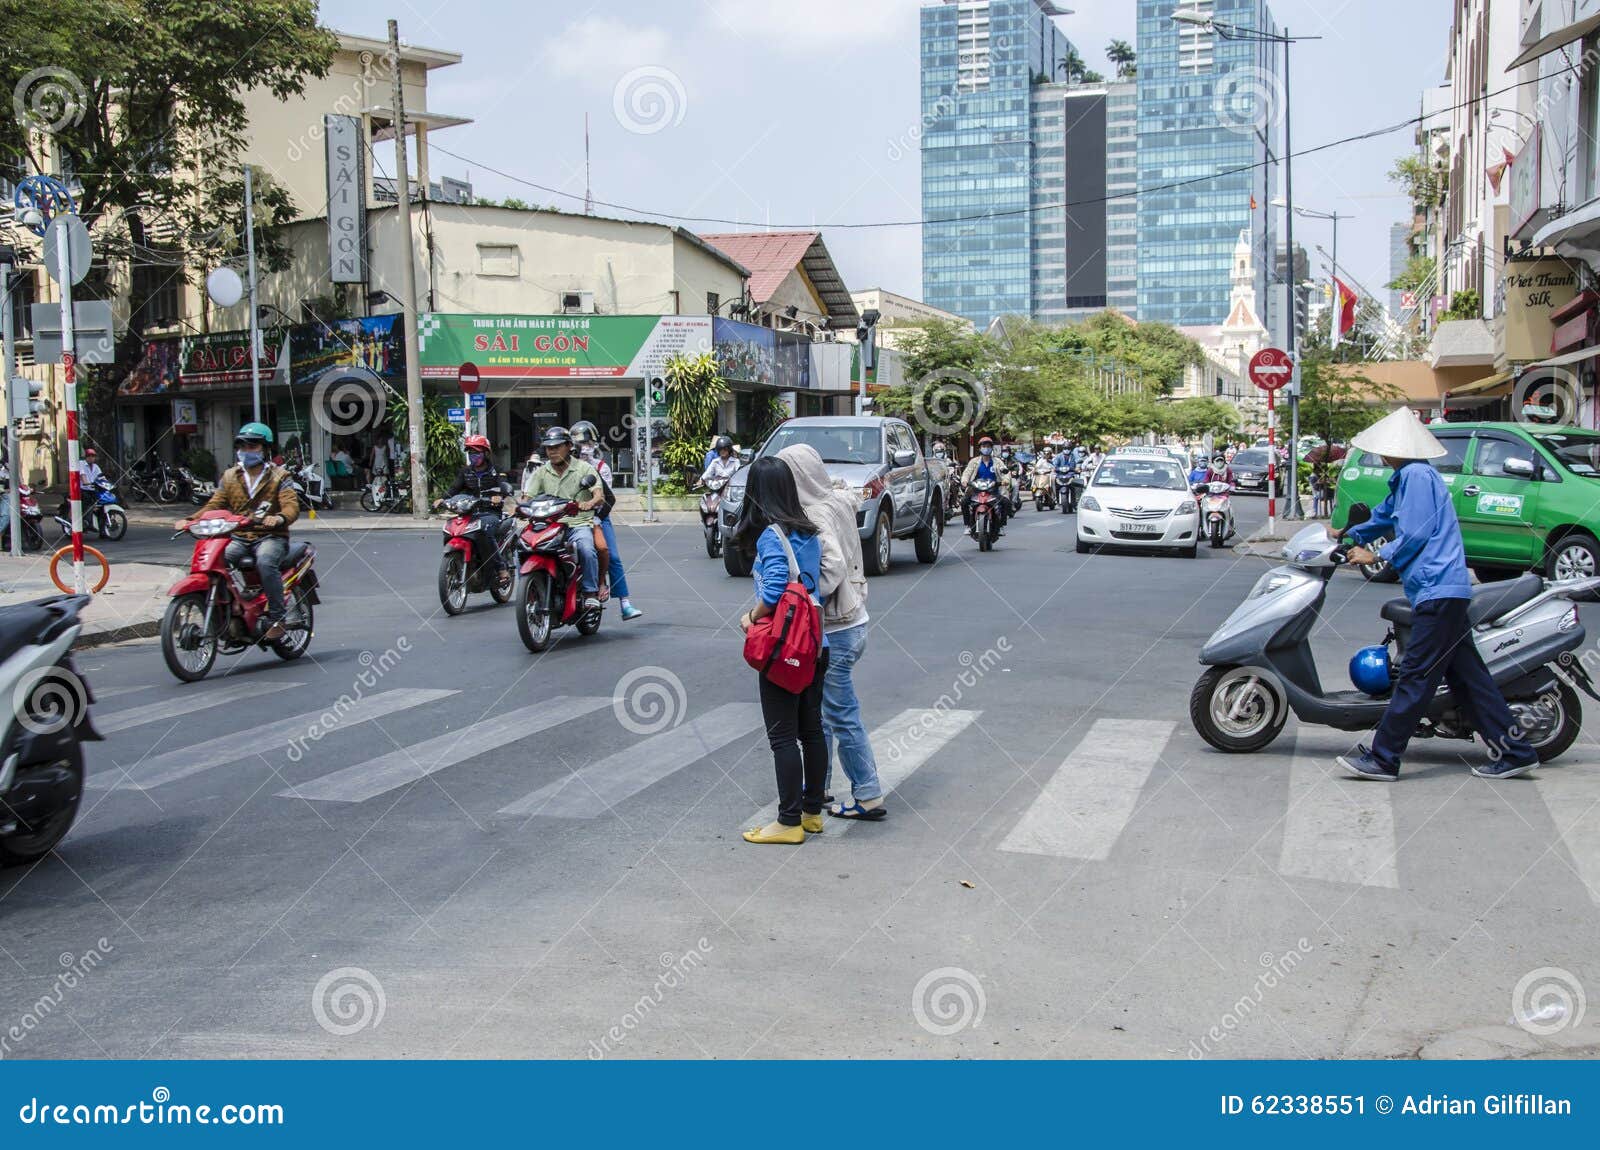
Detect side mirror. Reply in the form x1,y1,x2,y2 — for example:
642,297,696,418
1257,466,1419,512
580,474,598,489
739,449,754,465
1502,456,1536,479
892,449,916,468
1345,502,1372,528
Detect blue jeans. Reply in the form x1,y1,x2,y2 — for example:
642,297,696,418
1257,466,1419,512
225,535,288,622
821,623,881,801
598,516,629,599
567,524,599,593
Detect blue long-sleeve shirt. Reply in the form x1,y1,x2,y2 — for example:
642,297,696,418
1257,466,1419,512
753,525,827,649
1344,460,1472,605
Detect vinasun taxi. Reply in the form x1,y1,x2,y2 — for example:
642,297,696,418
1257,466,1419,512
1076,448,1202,558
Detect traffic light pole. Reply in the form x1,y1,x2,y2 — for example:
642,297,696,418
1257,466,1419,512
1,256,20,557
55,223,85,593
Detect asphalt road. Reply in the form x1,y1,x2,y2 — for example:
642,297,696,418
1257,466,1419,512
3,495,1597,1059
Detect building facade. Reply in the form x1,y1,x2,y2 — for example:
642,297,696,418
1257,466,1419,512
1134,0,1279,327
1106,80,1139,316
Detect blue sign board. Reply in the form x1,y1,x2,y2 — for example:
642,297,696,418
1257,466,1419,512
446,407,467,422
469,393,486,408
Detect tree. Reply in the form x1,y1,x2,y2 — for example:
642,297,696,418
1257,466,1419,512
1441,289,1482,321
876,320,995,442
1107,39,1136,80
1161,397,1241,441
1389,153,1446,212
1387,253,1435,295
1057,47,1104,85
661,351,728,483
1044,312,1205,392
1296,347,1402,447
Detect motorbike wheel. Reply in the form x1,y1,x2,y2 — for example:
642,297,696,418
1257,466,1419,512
723,542,753,578
360,487,380,513
323,495,338,512
438,552,469,615
1035,495,1045,513
0,744,84,866
488,565,515,604
975,512,992,552
161,591,218,682
271,590,315,661
1209,522,1225,549
1189,665,1287,753
517,572,555,653
705,525,722,559
100,508,127,542
1359,557,1399,583
155,479,180,504
577,608,602,636
1520,680,1582,763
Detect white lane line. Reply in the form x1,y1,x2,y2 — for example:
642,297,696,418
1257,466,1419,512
91,688,459,791
1277,737,1399,888
498,702,763,819
998,718,1175,860
1536,763,1600,905
93,686,153,701
741,707,982,836
278,695,611,803
97,679,304,735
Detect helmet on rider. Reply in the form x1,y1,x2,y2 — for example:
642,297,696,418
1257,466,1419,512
234,422,273,468
977,434,994,457
541,425,573,462
463,434,491,468
713,435,733,456
570,420,599,446
235,421,273,446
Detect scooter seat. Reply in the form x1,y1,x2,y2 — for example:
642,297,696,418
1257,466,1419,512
1378,572,1544,629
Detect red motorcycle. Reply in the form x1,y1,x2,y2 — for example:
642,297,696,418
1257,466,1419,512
514,476,601,653
967,478,1003,552
437,492,515,614
160,510,320,681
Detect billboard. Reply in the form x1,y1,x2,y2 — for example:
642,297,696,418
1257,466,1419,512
416,314,711,381
179,329,285,388
291,314,404,392
713,318,813,390
117,338,181,396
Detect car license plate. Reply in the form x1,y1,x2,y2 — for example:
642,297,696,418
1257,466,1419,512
1117,521,1160,535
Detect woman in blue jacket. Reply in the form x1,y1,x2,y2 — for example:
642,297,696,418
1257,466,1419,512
733,458,830,844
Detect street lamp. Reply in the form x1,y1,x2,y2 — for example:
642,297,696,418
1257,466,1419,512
1172,8,1320,518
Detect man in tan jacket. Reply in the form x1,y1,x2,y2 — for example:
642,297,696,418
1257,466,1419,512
176,422,299,641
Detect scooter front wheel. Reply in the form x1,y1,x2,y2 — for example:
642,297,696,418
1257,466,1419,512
516,572,555,653
161,591,219,682
1190,665,1287,753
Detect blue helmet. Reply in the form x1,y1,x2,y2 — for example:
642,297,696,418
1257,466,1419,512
1349,645,1393,696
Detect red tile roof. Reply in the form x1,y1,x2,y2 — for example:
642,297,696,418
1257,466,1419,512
697,231,819,304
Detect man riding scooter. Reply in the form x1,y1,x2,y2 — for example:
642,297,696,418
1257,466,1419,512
961,436,1011,536
434,434,511,573
175,422,299,642
520,426,605,611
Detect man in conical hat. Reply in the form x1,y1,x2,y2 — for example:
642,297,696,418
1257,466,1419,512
1335,408,1538,782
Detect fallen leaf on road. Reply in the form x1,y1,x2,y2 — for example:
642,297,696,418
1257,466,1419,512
959,880,975,889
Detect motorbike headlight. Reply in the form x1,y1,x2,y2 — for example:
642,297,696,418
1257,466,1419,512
1177,499,1197,514
1248,572,1294,600
725,485,744,507
1080,495,1101,512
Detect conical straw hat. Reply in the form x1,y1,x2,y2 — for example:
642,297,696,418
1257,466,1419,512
1349,406,1447,460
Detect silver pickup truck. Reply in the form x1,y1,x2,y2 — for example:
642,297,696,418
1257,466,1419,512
720,416,951,577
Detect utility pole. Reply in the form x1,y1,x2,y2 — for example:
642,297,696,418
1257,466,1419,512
1282,28,1301,520
1,249,19,557
243,164,262,423
54,221,84,592
389,18,429,520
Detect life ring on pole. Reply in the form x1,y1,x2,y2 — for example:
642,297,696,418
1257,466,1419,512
49,544,110,594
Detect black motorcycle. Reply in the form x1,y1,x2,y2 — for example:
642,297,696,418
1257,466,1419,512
437,492,516,614
1056,462,1077,514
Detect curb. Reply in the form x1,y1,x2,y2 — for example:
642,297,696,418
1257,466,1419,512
74,619,162,651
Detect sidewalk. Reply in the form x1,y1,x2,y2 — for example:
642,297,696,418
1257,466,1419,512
0,555,180,649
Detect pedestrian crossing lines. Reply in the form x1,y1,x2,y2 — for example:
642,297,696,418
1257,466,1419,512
1278,739,1398,888
1536,763,1600,906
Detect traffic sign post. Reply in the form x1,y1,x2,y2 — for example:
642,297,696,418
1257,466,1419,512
458,362,480,437
1249,348,1294,536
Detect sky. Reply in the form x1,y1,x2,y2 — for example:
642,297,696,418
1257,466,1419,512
320,0,1452,319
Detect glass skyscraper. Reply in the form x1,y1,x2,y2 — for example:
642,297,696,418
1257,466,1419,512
920,0,1077,326
1134,0,1279,326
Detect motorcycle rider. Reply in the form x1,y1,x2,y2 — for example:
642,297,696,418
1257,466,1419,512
1204,453,1235,486
699,435,741,486
175,422,300,642
960,435,1009,535
434,434,511,576
520,425,605,611
571,420,643,621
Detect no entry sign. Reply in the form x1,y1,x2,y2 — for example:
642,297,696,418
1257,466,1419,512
458,362,481,394
1248,347,1293,391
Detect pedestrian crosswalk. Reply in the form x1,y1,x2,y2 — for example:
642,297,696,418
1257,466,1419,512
79,675,1600,902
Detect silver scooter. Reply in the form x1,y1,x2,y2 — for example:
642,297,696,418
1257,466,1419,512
1190,509,1600,759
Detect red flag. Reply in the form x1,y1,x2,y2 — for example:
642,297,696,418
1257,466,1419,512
1332,277,1358,349
1250,194,1258,211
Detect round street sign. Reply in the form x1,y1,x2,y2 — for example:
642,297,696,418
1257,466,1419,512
1248,347,1294,392
458,362,481,394
42,215,91,286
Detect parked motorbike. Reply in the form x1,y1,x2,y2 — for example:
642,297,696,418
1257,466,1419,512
438,492,515,614
2,476,49,552
0,594,100,865
1056,461,1077,514
698,477,728,559
59,479,127,542
1196,481,1236,549
288,462,338,512
967,478,1003,553
360,472,410,514
1031,463,1056,512
180,465,217,506
160,510,320,681
1190,508,1600,758
123,458,182,504
512,475,602,653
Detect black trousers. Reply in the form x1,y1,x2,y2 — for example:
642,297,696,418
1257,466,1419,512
759,648,830,826
1372,596,1535,770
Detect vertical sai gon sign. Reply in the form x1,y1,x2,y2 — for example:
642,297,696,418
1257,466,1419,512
324,114,365,284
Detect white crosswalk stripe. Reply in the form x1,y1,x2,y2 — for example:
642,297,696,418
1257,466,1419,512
90,688,458,792
97,679,303,735
277,695,611,803
499,702,764,819
1277,737,1399,888
998,718,1174,860
92,685,153,702
1536,762,1600,905
740,707,982,835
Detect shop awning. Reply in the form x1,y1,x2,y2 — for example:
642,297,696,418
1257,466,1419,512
1507,11,1600,71
1447,370,1513,399
1521,345,1600,372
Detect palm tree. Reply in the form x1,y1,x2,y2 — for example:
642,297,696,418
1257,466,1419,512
1056,47,1104,85
1107,39,1136,80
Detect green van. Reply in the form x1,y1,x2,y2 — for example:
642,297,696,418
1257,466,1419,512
1330,422,1600,584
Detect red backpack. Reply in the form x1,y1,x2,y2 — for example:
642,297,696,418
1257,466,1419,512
742,526,822,693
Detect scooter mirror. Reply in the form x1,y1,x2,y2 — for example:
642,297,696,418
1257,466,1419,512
1345,502,1372,528
579,475,598,489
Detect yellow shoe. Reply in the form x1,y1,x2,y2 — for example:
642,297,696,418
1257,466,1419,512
801,814,825,834
742,821,805,845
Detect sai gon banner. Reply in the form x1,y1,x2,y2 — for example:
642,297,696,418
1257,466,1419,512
416,314,712,383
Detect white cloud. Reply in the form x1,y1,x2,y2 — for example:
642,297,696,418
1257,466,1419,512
701,0,921,52
539,17,674,84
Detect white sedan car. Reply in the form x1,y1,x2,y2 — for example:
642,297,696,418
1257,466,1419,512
1076,453,1201,558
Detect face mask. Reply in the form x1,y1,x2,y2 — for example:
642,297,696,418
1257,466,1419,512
467,452,486,468
237,448,265,468
980,446,992,457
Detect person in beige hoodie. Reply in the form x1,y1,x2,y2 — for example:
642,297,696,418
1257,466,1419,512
777,444,885,820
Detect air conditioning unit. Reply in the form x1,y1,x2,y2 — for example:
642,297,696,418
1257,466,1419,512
559,291,595,314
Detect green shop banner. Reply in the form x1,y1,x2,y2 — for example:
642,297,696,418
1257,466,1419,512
417,314,711,382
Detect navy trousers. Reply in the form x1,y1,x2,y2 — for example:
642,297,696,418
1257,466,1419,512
1371,596,1536,770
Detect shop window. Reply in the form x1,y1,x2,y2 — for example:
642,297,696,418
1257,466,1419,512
477,243,521,278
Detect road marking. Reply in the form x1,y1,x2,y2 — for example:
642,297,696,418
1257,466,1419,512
90,688,458,791
1536,763,1600,905
499,702,763,819
97,679,304,735
277,695,611,803
740,707,982,836
93,685,153,701
998,718,1175,860
1277,739,1398,888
